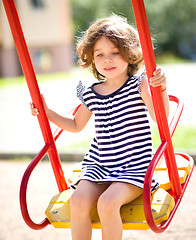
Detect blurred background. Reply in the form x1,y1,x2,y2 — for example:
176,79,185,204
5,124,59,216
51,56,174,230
1,0,196,77
0,0,196,239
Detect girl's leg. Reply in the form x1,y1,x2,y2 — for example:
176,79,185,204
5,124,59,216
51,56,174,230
97,182,143,240
70,180,110,240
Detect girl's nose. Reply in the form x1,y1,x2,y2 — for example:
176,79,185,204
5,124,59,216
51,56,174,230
104,57,112,63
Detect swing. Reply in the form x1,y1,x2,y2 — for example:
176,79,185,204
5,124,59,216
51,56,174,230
2,0,194,233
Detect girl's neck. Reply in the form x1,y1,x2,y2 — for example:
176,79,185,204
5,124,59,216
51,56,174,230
93,74,129,96
105,72,129,87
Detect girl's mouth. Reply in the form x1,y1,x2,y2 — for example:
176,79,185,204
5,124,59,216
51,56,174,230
104,67,116,71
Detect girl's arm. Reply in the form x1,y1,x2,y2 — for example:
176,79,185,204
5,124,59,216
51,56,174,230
140,68,169,122
30,100,92,133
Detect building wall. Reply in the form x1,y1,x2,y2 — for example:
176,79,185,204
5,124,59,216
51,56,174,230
0,0,73,77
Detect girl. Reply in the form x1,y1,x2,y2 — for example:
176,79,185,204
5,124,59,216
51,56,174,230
31,15,169,240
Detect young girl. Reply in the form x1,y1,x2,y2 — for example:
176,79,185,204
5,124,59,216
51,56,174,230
31,15,169,240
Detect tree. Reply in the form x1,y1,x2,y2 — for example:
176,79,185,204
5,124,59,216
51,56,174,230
71,0,196,60
144,0,196,59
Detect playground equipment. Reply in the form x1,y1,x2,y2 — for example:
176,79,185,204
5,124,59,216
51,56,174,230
2,0,194,233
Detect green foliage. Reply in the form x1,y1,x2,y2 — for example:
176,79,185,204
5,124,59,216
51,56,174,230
71,0,196,60
71,0,134,37
144,0,196,59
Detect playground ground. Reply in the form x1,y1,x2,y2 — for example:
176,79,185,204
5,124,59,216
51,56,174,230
0,160,195,240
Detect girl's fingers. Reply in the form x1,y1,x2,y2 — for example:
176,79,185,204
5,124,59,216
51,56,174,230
30,102,34,109
151,74,166,86
150,68,166,88
33,108,39,116
32,109,39,116
153,68,162,76
30,102,39,116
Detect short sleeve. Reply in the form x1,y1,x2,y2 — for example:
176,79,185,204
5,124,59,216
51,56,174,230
137,70,147,94
76,81,89,109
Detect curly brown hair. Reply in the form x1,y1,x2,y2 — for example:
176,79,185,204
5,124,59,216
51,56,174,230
76,15,144,81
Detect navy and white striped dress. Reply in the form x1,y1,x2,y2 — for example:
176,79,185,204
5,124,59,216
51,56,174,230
77,73,158,190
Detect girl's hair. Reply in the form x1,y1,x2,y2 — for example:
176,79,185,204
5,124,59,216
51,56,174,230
76,15,144,81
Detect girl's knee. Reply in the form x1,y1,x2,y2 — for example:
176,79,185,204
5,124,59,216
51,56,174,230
70,191,85,209
70,191,92,213
97,193,120,218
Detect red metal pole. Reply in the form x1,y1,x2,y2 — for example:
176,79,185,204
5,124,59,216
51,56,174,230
2,0,68,192
20,143,51,230
18,105,80,230
131,0,182,197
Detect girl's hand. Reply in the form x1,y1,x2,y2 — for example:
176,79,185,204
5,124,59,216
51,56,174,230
30,95,47,116
149,67,166,91
30,103,39,116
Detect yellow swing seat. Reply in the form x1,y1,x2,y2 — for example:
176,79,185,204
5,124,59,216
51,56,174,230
45,153,192,230
45,187,174,230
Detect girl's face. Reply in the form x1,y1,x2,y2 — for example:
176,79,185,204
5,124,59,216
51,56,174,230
93,36,129,82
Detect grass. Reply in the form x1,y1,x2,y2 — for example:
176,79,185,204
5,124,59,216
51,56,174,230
0,71,73,88
156,52,191,65
152,125,196,152
0,75,25,87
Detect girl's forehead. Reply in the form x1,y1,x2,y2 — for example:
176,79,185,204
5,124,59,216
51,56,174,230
94,36,118,51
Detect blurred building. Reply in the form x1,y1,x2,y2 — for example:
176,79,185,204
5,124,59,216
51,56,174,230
0,0,73,77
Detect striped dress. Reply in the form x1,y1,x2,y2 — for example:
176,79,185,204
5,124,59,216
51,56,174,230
77,73,158,190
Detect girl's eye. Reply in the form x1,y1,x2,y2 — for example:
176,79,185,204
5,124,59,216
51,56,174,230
113,52,119,55
96,53,103,57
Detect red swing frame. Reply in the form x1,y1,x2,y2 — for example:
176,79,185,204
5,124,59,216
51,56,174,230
2,0,194,233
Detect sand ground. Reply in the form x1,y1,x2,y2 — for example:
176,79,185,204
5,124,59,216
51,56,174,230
0,160,195,240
